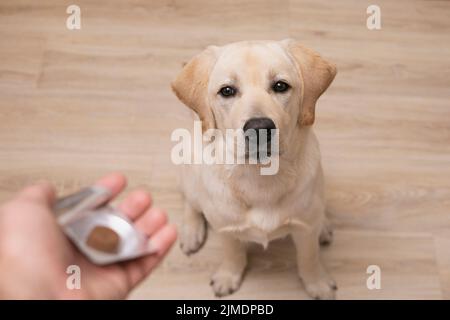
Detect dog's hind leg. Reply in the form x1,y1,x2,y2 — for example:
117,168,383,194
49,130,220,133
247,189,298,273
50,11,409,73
319,218,333,246
179,201,207,255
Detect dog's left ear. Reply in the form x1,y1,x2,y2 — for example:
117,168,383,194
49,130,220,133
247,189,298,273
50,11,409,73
282,39,337,126
171,46,219,132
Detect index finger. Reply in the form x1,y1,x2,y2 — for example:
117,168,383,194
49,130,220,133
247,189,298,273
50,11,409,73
93,172,127,200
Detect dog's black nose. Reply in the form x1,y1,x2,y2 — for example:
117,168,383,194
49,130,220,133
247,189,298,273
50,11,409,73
243,117,276,142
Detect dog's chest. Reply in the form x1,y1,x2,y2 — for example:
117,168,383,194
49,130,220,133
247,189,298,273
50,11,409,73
219,209,292,247
205,203,306,248
193,164,313,247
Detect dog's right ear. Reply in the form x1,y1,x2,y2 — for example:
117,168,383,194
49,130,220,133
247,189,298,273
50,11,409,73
171,46,218,132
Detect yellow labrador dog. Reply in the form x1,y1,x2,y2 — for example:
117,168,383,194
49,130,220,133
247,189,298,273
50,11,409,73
172,39,337,299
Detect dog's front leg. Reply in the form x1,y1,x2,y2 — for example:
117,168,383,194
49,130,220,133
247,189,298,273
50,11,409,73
210,234,247,297
291,224,337,300
180,201,207,255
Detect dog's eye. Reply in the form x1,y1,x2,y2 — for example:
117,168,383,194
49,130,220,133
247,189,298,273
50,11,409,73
218,86,236,98
272,81,290,93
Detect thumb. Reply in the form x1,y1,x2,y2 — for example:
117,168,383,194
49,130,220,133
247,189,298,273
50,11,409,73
17,182,56,207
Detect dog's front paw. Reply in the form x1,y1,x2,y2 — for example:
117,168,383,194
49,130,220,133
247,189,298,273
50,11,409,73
303,278,337,300
180,215,207,255
210,270,243,297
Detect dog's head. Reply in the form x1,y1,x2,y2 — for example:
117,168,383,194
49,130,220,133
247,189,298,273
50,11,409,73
172,39,336,158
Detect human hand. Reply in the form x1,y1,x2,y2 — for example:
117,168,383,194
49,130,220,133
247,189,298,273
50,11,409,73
0,173,177,299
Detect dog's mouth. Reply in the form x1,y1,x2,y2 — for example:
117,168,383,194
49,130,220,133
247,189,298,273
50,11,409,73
244,130,279,161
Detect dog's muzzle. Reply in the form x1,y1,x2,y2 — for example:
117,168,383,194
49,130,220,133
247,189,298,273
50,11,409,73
243,117,276,158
